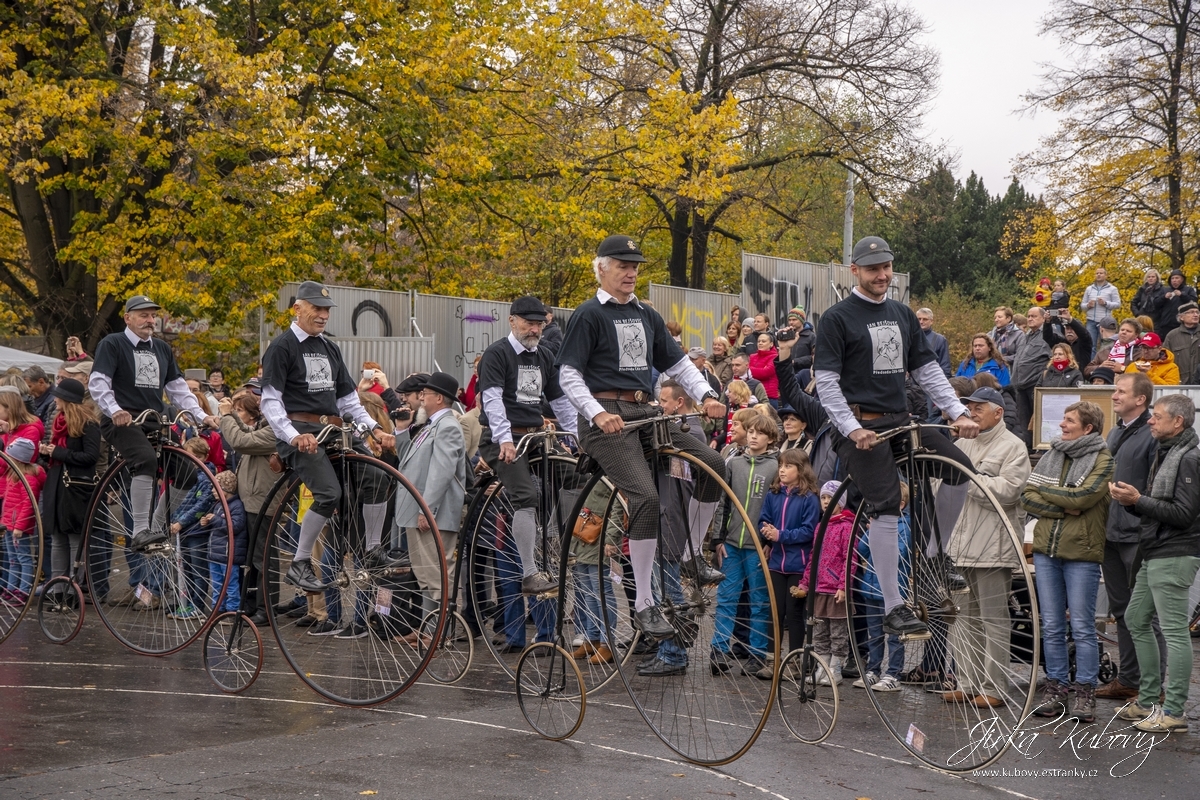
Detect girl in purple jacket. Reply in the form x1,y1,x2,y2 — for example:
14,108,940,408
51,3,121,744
758,449,821,665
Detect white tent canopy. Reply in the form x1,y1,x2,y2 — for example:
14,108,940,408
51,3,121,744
0,345,62,373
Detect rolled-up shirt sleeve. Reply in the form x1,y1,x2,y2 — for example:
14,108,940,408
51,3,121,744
912,361,968,422
481,386,511,443
335,392,380,432
560,365,604,423
663,356,717,406
261,386,298,444
164,378,208,423
814,369,862,438
549,396,578,435
88,371,121,418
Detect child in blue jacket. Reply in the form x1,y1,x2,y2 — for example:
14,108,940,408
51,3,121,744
758,449,821,673
204,470,248,613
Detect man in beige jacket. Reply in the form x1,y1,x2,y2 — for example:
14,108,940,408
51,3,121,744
946,386,1032,708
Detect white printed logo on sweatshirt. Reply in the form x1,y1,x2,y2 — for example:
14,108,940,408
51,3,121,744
303,354,335,392
868,322,904,374
133,351,160,389
516,365,542,404
615,320,647,372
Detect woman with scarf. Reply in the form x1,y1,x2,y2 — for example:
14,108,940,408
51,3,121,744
36,379,101,591
1036,343,1084,388
1021,401,1113,725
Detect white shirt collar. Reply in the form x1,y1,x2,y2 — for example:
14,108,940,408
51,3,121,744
429,407,452,425
851,287,886,305
508,332,536,354
123,327,151,346
290,321,322,342
597,288,641,307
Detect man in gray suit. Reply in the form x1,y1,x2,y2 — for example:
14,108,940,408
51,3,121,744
395,371,466,611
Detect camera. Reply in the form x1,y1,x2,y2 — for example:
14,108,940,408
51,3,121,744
776,327,797,342
390,407,411,422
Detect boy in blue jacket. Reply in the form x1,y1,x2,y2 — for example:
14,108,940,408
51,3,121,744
204,470,248,613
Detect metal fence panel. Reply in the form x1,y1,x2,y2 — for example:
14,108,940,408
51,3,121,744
278,283,412,339
649,284,740,353
741,253,910,329
333,337,436,381
413,294,514,386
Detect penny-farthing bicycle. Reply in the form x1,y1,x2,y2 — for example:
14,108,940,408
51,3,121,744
462,428,637,692
0,449,44,646
257,418,447,705
776,421,1039,773
41,410,234,656
516,413,778,767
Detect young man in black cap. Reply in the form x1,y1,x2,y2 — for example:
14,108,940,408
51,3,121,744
557,234,729,642
477,296,577,596
813,236,979,637
260,281,396,596
89,295,219,552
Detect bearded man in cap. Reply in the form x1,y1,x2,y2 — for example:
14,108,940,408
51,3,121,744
394,371,467,613
89,295,219,556
556,234,730,643
813,236,979,638
259,281,396,604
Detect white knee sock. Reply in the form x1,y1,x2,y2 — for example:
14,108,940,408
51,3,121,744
687,499,718,559
872,515,904,613
130,475,153,533
931,482,968,557
295,509,329,562
363,502,388,551
512,508,539,578
628,538,658,612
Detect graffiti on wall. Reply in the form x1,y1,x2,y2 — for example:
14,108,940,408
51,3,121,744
458,306,504,371
743,266,819,329
668,302,726,353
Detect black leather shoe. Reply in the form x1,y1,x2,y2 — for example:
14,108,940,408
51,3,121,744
363,545,410,571
285,559,329,592
884,605,930,637
682,556,725,586
637,657,687,677
632,606,675,641
129,528,167,552
710,649,735,675
248,610,270,627
937,554,968,593
274,597,304,614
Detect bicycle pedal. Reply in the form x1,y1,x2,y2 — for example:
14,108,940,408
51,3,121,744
534,589,560,601
899,630,933,643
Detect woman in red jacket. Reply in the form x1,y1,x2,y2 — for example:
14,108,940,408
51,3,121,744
748,332,781,408
0,388,45,453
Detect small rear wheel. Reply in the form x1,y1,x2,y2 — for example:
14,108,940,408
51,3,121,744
777,648,838,744
419,610,474,685
203,611,264,694
37,576,84,645
516,642,585,740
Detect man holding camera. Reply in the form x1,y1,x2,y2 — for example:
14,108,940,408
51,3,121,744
1010,307,1051,449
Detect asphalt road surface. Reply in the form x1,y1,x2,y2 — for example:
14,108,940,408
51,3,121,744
2,616,1197,800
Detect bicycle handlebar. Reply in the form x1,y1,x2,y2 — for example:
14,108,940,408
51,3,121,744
511,428,579,459
870,420,959,443
129,409,208,428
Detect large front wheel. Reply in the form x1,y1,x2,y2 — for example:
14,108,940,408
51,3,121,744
841,452,1039,773
84,447,233,656
598,449,778,767
262,452,446,706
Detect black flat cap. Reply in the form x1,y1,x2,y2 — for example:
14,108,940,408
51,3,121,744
596,234,647,263
296,281,336,308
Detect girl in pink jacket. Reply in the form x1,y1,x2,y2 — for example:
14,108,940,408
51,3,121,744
802,480,857,685
1,438,47,605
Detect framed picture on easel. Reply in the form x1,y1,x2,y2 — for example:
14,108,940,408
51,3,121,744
1032,387,1118,449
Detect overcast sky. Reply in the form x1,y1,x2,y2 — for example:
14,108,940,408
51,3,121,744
907,0,1065,196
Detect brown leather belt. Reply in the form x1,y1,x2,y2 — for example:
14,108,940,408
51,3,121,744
850,405,887,422
511,425,544,435
288,412,340,425
593,389,651,404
